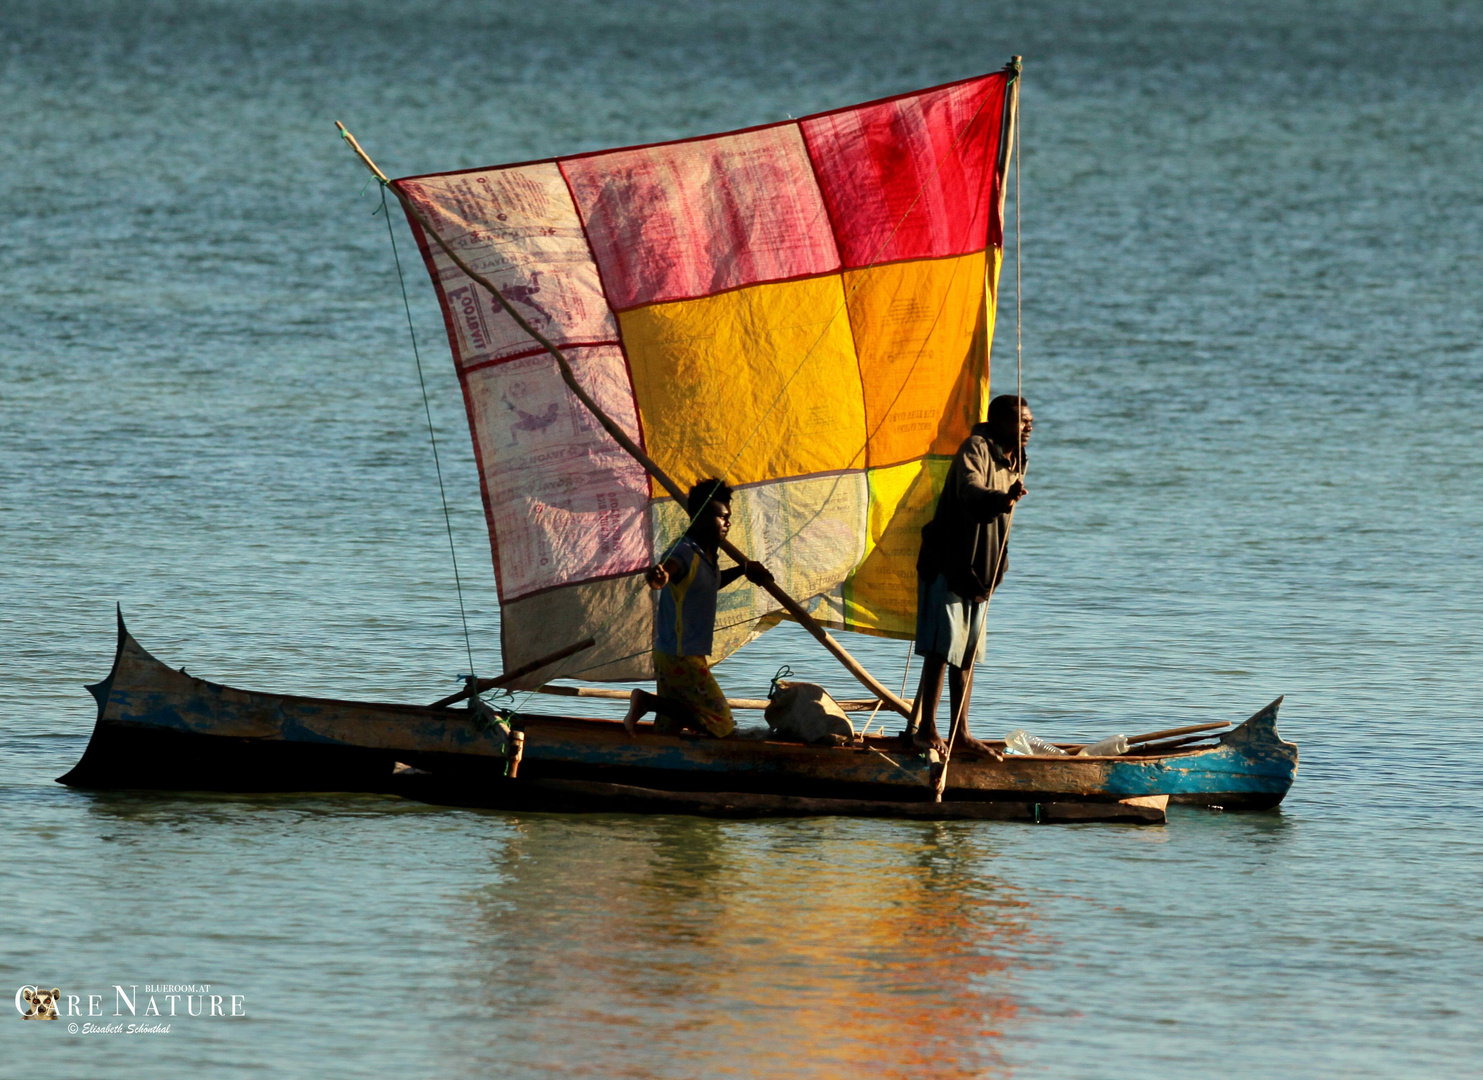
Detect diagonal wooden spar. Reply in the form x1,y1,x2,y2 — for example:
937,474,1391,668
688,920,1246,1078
338,122,912,717
428,636,597,710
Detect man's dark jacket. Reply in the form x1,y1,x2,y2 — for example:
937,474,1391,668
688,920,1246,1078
916,423,1024,602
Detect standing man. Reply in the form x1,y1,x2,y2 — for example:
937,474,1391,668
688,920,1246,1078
908,395,1033,755
623,479,773,738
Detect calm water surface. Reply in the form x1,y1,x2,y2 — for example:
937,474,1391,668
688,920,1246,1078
3,1,1481,1075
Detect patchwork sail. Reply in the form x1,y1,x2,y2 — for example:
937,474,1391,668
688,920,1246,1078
397,68,1017,685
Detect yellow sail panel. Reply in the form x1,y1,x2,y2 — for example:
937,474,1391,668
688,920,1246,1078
826,458,953,639
399,71,1012,681
846,249,996,467
618,276,868,490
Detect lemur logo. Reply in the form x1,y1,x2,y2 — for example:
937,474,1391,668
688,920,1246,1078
18,986,60,1020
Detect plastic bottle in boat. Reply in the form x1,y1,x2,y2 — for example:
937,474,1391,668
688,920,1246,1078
1003,729,1068,756
1076,734,1129,757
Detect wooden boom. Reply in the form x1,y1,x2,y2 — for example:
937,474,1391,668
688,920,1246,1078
337,122,911,717
428,637,597,710
531,683,884,712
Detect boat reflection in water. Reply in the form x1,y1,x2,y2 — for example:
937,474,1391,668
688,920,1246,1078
455,815,1035,1077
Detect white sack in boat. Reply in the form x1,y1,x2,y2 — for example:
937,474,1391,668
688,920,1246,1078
764,682,855,746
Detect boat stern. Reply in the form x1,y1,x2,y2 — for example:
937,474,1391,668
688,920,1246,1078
1108,696,1298,810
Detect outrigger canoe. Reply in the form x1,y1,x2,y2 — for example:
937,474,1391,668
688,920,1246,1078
59,616,1299,824
61,72,1303,825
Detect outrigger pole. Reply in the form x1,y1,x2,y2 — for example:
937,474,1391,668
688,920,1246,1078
337,123,912,717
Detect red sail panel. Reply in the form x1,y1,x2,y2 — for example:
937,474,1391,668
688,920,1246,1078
801,75,1006,268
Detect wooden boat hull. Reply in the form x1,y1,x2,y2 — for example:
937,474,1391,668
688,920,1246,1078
59,615,1299,818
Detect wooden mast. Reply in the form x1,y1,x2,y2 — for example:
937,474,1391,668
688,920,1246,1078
337,123,912,717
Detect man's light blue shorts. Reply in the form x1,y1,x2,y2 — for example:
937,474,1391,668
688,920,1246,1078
914,573,987,668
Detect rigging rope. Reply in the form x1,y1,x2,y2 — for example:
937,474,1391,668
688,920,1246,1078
861,640,914,739
380,185,478,680
1016,93,1023,462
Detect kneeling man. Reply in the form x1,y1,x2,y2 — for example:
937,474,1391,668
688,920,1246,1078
624,479,772,737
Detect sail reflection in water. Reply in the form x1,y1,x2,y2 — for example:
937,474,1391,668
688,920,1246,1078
454,817,1039,1077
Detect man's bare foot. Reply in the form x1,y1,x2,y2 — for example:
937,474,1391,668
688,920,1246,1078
955,734,1004,762
622,688,646,735
911,727,949,755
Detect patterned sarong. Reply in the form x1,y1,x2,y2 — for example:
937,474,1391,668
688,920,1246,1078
652,651,734,738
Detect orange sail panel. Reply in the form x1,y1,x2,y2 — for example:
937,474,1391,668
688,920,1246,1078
397,71,1012,684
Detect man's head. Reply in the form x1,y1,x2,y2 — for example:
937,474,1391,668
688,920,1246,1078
685,479,733,545
988,395,1033,452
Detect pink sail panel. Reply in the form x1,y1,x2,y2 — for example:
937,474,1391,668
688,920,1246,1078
562,124,841,311
461,345,651,604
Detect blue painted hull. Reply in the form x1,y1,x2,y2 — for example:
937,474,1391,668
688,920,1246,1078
1101,710,1300,806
